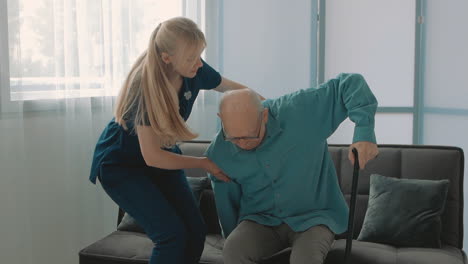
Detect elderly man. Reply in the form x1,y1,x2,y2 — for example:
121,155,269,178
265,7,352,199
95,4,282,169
205,73,379,264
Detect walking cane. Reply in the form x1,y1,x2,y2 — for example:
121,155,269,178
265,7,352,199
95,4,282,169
344,148,360,264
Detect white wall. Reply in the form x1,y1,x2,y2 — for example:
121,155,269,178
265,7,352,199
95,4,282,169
423,0,468,110
324,0,415,108
325,0,416,144
221,0,317,98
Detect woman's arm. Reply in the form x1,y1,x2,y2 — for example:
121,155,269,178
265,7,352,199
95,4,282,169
137,125,230,182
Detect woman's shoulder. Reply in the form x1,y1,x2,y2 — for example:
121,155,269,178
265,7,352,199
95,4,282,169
193,59,222,90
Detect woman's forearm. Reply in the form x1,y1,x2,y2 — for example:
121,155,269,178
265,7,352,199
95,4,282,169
144,148,207,170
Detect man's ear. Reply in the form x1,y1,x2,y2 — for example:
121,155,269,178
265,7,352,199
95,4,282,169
262,108,269,123
161,52,171,65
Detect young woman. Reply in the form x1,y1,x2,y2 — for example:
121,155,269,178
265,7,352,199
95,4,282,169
89,17,256,264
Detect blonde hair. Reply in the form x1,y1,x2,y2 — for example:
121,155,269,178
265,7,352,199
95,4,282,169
114,17,206,147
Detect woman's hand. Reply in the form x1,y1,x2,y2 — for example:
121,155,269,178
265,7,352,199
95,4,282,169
202,157,231,182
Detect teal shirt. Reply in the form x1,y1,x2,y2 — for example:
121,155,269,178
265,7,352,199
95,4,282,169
205,73,378,238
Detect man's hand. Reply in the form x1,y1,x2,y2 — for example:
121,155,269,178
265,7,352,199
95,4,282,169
348,141,379,170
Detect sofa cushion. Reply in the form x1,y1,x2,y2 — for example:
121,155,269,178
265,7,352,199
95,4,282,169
357,174,449,248
79,231,152,264
79,231,224,264
117,212,146,233
79,232,462,264
334,146,464,248
324,239,466,264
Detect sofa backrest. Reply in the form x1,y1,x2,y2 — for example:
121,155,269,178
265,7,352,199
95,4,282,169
178,141,465,249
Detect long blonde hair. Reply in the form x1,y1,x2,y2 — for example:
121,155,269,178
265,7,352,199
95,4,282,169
114,17,206,147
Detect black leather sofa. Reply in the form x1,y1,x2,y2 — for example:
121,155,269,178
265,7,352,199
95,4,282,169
79,142,466,264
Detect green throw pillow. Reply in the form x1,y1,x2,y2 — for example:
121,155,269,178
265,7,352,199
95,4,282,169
357,174,449,248
117,176,210,233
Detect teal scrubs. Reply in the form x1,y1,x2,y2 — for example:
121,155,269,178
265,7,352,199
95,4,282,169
89,59,221,264
89,59,221,184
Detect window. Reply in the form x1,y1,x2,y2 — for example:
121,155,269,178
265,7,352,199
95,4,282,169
3,0,197,101
323,0,416,144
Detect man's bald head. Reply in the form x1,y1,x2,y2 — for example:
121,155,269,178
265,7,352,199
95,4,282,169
219,88,263,116
218,89,268,150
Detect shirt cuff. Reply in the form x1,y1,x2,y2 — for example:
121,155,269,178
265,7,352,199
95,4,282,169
353,126,377,144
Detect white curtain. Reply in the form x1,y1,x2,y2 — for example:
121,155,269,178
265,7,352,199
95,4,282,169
0,1,216,263
8,0,184,100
